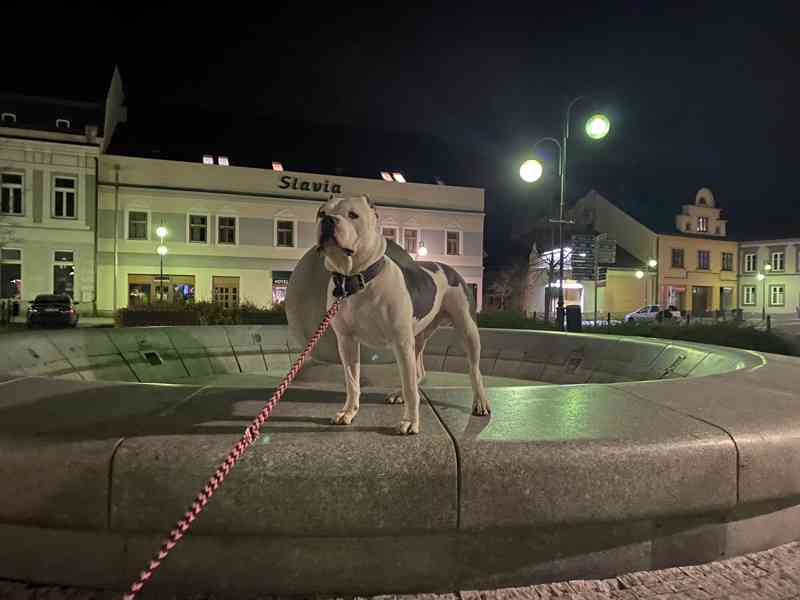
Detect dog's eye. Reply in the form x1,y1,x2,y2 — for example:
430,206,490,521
348,211,359,219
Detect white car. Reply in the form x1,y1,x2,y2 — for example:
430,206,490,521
625,305,681,322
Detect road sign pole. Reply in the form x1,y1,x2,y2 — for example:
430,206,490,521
594,236,599,325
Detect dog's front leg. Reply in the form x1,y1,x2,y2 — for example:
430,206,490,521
331,334,360,425
394,337,419,435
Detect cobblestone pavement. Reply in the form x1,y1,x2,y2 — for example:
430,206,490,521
3,541,800,600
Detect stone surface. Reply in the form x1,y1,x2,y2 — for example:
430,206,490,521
110,387,458,536
4,539,800,599
423,384,737,530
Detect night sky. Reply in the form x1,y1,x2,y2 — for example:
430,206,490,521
5,3,799,265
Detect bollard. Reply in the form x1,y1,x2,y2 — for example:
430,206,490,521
767,315,771,331
533,311,537,322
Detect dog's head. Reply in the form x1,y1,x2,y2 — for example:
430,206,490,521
316,194,383,274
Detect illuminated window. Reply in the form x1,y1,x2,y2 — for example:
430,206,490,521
272,161,284,171
392,172,406,183
202,155,214,165
697,216,709,232
380,172,393,181
217,156,229,166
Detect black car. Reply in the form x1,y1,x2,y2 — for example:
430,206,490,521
26,294,79,328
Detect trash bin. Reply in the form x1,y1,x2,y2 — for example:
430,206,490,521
565,305,582,332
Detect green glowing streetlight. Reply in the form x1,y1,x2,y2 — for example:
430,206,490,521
585,114,611,140
519,159,543,183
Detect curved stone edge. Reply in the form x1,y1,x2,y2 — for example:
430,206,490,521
2,500,800,595
0,325,765,385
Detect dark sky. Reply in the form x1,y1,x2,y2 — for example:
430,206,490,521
5,2,799,264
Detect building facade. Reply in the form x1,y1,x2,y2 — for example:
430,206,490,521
573,188,739,317
0,98,103,313
96,155,485,315
738,238,800,318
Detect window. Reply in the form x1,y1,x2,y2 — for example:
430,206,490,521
53,176,77,218
218,216,237,245
202,155,214,164
188,214,208,243
466,283,478,305
380,172,393,182
722,252,734,271
1,113,16,124
743,286,756,306
53,251,74,298
127,211,149,240
697,216,709,232
698,250,710,270
446,230,461,255
272,161,284,171
770,285,786,307
771,251,785,272
671,248,685,268
55,118,71,129
392,172,406,183
403,229,418,253
217,156,229,166
744,253,757,273
1,173,24,215
382,227,398,242
213,276,240,309
276,220,295,247
684,222,691,232
0,248,22,299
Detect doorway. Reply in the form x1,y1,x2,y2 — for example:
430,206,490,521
692,286,712,316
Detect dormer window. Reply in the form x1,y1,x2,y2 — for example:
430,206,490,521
272,161,284,171
1,113,16,124
202,155,214,165
218,156,229,166
380,171,393,181
697,216,709,233
392,172,406,183
55,118,71,129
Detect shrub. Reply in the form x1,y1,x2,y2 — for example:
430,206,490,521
116,300,288,327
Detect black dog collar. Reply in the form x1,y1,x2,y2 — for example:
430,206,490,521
332,256,386,299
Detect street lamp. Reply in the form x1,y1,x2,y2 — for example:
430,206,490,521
519,96,610,329
647,259,658,304
760,262,772,320
156,226,168,302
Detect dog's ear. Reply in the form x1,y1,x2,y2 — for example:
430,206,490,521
361,193,375,210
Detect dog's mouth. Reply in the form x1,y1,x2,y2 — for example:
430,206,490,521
317,232,354,256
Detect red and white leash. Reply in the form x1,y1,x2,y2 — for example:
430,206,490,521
123,298,343,600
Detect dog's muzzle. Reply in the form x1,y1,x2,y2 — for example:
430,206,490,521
318,216,354,256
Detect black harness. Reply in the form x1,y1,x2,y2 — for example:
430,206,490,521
332,256,386,299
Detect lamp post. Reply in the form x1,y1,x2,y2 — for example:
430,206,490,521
635,269,645,305
156,225,168,302
760,262,772,320
519,98,610,329
647,259,658,304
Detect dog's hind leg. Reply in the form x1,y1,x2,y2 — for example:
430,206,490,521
445,295,490,417
331,335,361,425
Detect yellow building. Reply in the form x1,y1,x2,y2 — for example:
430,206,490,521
574,188,739,317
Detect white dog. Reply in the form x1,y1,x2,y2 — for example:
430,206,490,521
316,193,490,434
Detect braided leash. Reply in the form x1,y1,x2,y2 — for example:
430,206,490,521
122,298,343,600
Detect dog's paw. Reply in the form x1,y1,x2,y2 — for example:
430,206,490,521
385,391,405,404
331,410,357,425
472,400,491,417
396,419,419,435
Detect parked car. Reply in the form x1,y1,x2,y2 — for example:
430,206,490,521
625,304,681,322
26,294,79,328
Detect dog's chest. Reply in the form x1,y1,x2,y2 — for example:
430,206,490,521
332,295,398,347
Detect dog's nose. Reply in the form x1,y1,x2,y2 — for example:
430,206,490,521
321,215,336,234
